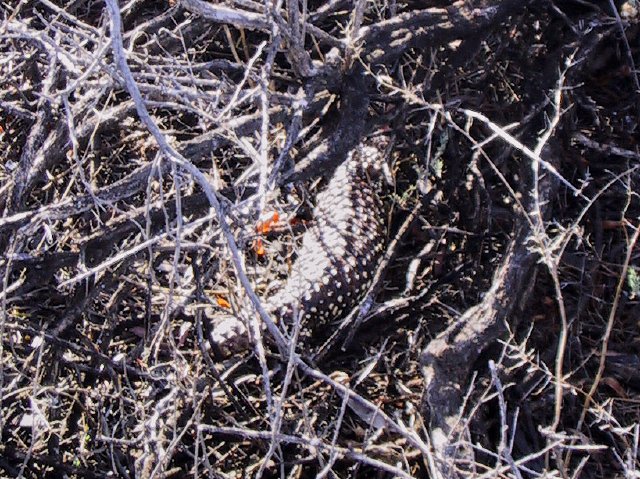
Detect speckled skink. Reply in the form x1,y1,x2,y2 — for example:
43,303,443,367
210,137,388,351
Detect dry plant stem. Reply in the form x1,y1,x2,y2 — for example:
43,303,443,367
462,109,581,198
530,64,570,436
39,0,102,37
282,70,370,183
343,0,366,68
0,106,286,235
573,133,640,161
103,3,286,449
182,0,340,54
286,0,302,47
373,73,574,210
146,161,184,363
267,89,305,189
200,425,419,479
255,309,302,479
62,94,98,202
358,0,536,64
488,361,524,479
180,0,271,31
276,0,314,76
0,235,19,432
104,0,287,355
296,360,432,458
6,61,58,212
421,227,536,473
217,41,266,121
607,0,640,93
149,389,208,479
58,213,214,288
421,121,560,474
255,38,280,219
1,17,121,209
576,222,640,435
21,330,53,477
546,263,569,444
0,449,107,479
316,381,352,479
7,320,156,382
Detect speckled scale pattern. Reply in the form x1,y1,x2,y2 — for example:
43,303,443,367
265,140,387,326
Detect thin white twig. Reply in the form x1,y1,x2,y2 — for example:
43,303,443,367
462,108,583,198
180,0,271,31
199,425,419,479
103,0,288,356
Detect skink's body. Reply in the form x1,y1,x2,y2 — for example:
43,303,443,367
210,138,388,351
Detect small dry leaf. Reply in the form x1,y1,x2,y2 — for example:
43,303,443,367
216,296,231,309
253,238,266,256
256,211,280,234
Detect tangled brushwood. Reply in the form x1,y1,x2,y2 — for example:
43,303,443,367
0,1,639,478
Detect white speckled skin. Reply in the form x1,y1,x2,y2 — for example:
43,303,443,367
266,142,387,325
209,139,387,353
